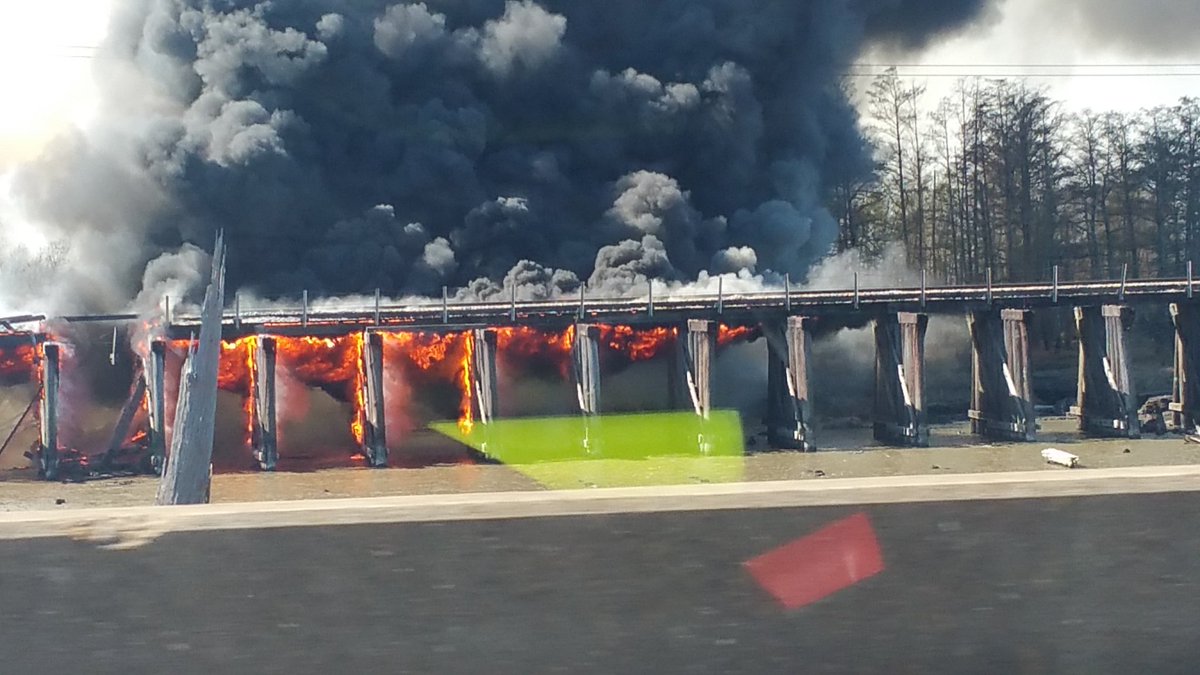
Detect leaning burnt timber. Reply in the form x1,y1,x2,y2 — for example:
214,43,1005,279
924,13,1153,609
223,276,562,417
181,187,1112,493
967,309,1037,442
100,369,149,471
156,233,225,505
1071,305,1139,438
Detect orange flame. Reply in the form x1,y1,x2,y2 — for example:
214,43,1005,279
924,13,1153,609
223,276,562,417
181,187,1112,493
213,336,259,447
351,333,366,445
379,331,474,434
717,324,759,346
459,331,474,435
596,325,675,361
0,342,38,384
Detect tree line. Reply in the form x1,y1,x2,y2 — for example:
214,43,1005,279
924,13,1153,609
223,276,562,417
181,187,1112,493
833,69,1200,284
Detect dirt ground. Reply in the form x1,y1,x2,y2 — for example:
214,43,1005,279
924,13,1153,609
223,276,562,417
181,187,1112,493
2,416,1197,512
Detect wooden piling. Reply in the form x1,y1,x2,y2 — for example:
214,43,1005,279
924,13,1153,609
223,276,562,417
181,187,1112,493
967,309,1036,441
252,336,278,470
362,331,388,467
470,328,498,426
146,339,168,473
572,324,602,454
572,324,601,416
683,319,716,420
37,342,61,480
1071,305,1139,438
765,316,816,451
1170,303,1200,431
873,312,928,447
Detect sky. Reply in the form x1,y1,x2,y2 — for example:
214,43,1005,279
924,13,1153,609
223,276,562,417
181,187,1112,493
0,0,1197,170
857,0,1200,113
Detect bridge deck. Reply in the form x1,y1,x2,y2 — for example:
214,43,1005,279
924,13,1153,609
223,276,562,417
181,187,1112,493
158,277,1195,338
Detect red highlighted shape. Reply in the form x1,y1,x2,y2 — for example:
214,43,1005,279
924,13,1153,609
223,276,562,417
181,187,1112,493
743,512,884,610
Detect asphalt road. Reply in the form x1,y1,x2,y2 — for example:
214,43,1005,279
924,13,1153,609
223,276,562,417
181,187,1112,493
1,472,1198,673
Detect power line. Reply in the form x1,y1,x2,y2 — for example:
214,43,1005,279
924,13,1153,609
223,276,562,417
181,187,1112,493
30,48,1200,77
852,63,1200,68
844,72,1200,78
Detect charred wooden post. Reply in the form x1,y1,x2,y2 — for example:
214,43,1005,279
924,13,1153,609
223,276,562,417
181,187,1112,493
572,324,601,416
146,339,168,473
764,316,816,451
37,342,62,480
252,336,278,471
361,331,387,467
572,323,602,453
470,328,498,426
683,319,716,420
873,312,928,446
967,309,1037,441
1170,303,1200,431
1071,305,1139,438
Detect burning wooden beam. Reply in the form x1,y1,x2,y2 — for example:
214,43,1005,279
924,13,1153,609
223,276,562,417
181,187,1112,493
103,368,148,468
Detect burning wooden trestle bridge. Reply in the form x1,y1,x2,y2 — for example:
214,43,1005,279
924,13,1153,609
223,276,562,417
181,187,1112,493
7,272,1200,480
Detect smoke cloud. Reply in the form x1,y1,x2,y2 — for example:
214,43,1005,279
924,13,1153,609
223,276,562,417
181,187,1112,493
1043,0,1200,57
3,0,991,313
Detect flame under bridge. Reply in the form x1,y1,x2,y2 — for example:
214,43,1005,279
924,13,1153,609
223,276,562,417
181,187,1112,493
10,274,1200,479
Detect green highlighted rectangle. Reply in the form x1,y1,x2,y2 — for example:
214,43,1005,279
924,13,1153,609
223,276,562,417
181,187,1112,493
431,411,745,489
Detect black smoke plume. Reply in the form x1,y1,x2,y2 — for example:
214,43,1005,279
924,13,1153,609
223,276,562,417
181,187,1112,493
9,0,990,311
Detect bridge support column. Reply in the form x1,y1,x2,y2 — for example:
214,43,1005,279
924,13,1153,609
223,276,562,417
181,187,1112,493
572,324,602,416
252,336,278,470
682,319,716,420
765,316,816,451
36,342,61,479
361,331,387,467
470,328,499,426
572,324,602,453
146,339,168,473
1170,303,1200,431
1071,305,1139,438
873,312,928,447
968,309,1037,441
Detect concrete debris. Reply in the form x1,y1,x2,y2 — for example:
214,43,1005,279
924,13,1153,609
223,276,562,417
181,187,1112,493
1138,394,1175,435
1041,448,1080,468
